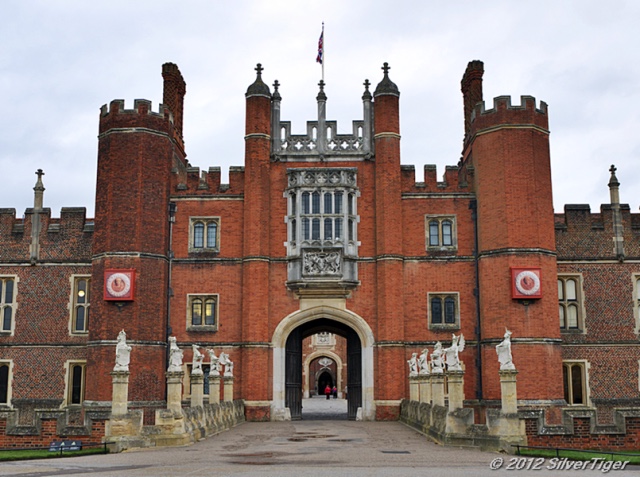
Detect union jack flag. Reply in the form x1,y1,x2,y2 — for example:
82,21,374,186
316,29,324,64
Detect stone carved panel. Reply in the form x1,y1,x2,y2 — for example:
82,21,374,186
303,250,342,277
287,169,356,189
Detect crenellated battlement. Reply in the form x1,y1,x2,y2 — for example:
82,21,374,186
172,165,245,196
0,207,93,263
400,164,470,193
555,204,640,259
469,95,549,135
100,99,173,121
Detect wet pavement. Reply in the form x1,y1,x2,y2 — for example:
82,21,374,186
1,399,638,477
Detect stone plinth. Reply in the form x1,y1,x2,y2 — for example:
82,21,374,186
166,371,185,414
447,370,465,412
499,369,518,414
418,375,431,404
223,376,234,402
409,375,420,401
208,375,221,405
110,370,130,416
431,373,445,407
191,373,204,408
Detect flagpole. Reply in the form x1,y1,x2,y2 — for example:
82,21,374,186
321,22,325,82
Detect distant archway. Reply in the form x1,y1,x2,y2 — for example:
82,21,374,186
272,305,374,421
304,350,343,398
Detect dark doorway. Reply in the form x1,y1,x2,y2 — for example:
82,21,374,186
317,371,334,395
285,318,362,420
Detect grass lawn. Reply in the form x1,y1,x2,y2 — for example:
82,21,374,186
0,446,107,462
518,447,640,465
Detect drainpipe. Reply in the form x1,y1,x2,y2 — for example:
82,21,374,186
470,199,483,401
165,201,177,402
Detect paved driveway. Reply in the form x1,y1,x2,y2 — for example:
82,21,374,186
1,400,637,477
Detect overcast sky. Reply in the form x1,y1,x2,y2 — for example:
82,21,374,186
1,1,639,218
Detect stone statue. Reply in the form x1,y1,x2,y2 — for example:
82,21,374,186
192,345,204,375
114,329,131,372
430,342,444,373
219,352,234,377
496,328,516,371
168,336,183,372
418,348,430,375
407,352,418,377
207,349,220,376
444,334,465,371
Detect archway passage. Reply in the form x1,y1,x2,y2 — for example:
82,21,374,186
285,318,362,420
317,370,334,396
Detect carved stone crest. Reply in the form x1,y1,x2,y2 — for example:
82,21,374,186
303,250,342,276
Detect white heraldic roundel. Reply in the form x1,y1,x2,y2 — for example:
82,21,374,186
514,270,540,296
106,273,132,298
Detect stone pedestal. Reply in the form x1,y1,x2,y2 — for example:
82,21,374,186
499,369,518,414
431,373,445,407
110,370,130,416
208,375,221,405
418,375,431,404
191,373,204,408
223,376,234,402
166,371,184,414
447,370,465,412
409,375,420,401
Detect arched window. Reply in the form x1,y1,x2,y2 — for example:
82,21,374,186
563,362,587,405
0,278,16,333
73,277,90,333
442,220,453,246
558,276,582,330
190,218,220,252
425,216,457,250
429,293,460,329
193,222,204,248
67,363,86,405
429,221,439,246
0,364,9,404
188,295,218,331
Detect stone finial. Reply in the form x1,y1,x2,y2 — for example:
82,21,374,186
33,169,45,209
496,328,516,371
272,79,281,101
608,164,620,203
245,63,271,97
373,62,399,97
167,336,183,372
114,329,131,372
362,79,372,101
317,79,327,101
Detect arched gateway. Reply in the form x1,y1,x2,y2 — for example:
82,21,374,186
272,305,375,420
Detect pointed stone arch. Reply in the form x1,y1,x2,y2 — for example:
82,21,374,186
303,350,344,398
271,305,375,420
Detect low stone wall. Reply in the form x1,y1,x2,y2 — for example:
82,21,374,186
0,407,109,448
399,400,525,452
105,400,245,452
522,407,640,451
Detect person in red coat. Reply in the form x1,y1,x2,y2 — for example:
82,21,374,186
325,384,331,400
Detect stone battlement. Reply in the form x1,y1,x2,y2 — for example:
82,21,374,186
99,99,173,122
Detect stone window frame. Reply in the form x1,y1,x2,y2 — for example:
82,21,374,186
189,217,220,253
633,274,640,335
69,275,91,335
0,276,18,336
0,360,14,407
63,360,86,407
558,274,586,333
425,215,457,252
562,360,590,406
186,294,219,332
427,292,460,330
